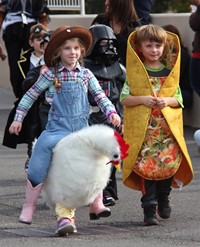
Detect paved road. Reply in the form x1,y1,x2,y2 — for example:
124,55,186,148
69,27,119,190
0,87,200,247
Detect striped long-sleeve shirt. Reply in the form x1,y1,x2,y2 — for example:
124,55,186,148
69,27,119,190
14,62,117,123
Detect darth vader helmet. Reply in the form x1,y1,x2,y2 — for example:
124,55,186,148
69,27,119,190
87,24,119,63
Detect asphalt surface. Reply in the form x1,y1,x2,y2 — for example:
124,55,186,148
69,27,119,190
0,87,200,247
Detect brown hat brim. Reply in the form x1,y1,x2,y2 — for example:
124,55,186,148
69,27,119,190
44,25,93,67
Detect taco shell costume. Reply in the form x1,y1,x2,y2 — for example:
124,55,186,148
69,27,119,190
122,30,194,191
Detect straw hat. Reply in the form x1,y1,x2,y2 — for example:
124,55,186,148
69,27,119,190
44,25,93,67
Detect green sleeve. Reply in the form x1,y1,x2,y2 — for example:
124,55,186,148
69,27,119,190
120,79,130,102
120,79,183,108
173,86,184,108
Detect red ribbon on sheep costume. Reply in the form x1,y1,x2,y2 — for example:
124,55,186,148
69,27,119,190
114,131,129,159
108,131,129,168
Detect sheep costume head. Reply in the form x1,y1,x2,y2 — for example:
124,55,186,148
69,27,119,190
42,124,129,209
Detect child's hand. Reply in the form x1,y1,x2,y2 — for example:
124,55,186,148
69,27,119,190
9,121,22,136
156,97,168,109
109,113,121,127
143,96,157,107
40,65,48,75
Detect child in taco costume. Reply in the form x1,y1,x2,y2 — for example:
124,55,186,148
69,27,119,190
120,24,193,226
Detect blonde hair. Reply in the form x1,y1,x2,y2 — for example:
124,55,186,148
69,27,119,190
51,38,87,89
51,38,86,67
134,24,167,46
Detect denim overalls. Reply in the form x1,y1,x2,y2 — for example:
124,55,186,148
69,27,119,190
28,80,89,185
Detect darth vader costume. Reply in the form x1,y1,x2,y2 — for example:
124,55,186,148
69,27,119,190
84,24,126,205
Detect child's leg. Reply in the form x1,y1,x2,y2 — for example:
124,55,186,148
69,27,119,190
19,179,43,224
55,203,76,236
156,176,173,219
28,130,63,185
19,130,64,224
90,190,111,220
141,179,158,226
103,166,117,206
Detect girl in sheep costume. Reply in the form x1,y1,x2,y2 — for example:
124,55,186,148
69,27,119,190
120,24,193,226
9,25,121,236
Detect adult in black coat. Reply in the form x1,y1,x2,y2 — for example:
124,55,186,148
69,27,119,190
134,0,154,25
0,0,50,98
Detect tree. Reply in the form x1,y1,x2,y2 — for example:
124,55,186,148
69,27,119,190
85,0,191,14
85,0,104,14
151,0,190,13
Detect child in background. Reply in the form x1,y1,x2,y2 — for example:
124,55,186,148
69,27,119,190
85,24,126,206
120,24,193,226
22,31,53,132
9,25,121,236
18,23,48,76
2,24,49,171
19,23,49,169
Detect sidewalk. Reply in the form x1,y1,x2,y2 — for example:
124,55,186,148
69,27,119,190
0,87,200,247
0,87,15,110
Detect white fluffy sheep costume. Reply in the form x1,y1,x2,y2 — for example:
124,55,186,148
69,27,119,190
42,125,129,209
122,30,194,191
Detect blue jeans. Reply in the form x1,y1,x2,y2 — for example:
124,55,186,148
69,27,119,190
28,81,89,186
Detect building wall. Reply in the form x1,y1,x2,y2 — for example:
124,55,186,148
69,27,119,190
0,13,199,127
